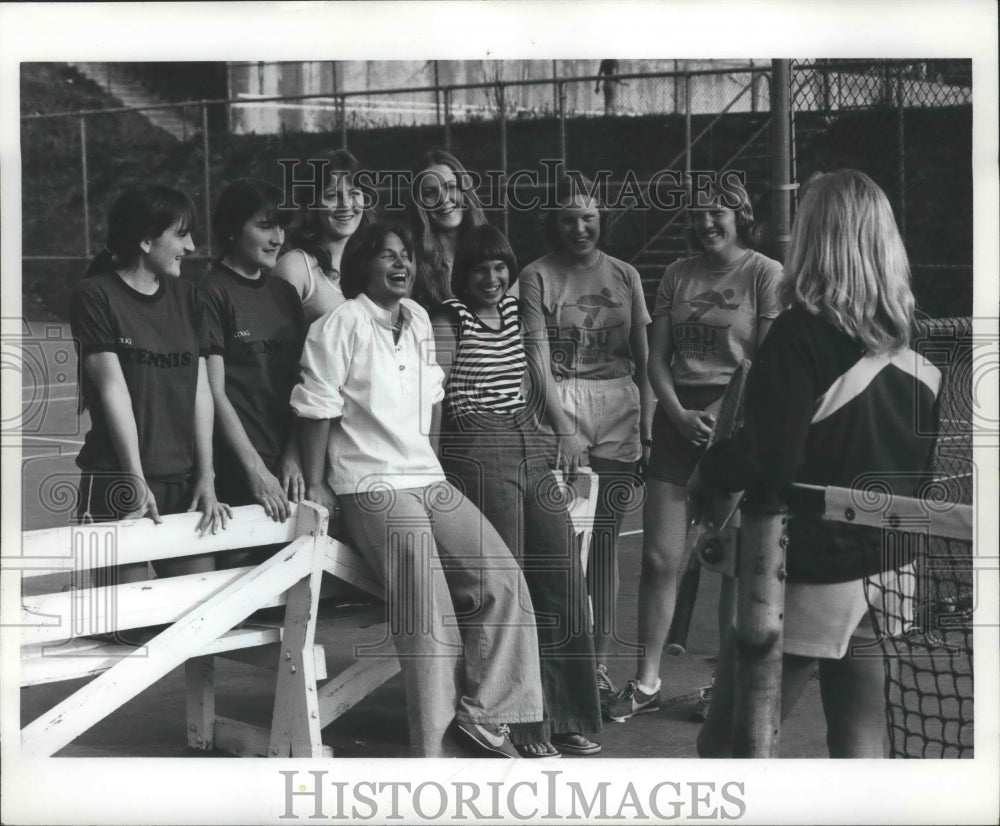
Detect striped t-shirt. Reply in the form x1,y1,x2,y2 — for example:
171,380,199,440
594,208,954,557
442,294,527,418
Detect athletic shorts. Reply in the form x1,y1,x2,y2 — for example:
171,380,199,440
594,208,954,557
554,375,641,464
782,565,916,659
76,471,192,522
645,385,726,485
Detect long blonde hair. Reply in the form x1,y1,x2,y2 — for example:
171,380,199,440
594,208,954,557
783,169,915,353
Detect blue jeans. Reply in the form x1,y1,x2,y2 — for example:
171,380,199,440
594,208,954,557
338,481,544,757
441,410,601,744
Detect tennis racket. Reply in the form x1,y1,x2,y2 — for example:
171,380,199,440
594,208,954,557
666,360,751,655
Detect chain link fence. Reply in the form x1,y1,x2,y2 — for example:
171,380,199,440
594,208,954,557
21,59,972,320
790,59,972,319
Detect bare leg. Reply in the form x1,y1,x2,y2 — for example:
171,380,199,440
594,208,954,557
635,479,687,687
818,641,886,758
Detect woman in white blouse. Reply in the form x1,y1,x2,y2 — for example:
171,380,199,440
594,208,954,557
291,221,543,758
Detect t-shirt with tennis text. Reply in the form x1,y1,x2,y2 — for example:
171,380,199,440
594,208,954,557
519,252,650,381
70,270,210,481
198,262,307,470
652,250,783,388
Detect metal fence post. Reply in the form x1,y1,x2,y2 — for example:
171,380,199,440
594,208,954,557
684,74,692,191
498,82,509,237
443,87,452,152
770,60,792,264
201,103,212,258
684,74,692,256
733,504,788,758
552,60,558,115
80,117,90,258
433,61,441,126
897,66,907,242
557,81,566,167
340,95,348,150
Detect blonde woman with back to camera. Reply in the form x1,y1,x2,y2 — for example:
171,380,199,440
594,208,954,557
696,169,942,758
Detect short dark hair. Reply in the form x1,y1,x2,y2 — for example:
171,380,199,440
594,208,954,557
339,221,415,300
541,171,614,251
212,178,290,253
450,224,518,300
88,184,196,275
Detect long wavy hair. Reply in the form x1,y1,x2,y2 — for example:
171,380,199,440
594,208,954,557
85,185,196,276
409,149,487,309
783,169,915,353
283,148,376,274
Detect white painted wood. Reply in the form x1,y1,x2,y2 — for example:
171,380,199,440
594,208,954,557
185,657,215,750
321,537,383,598
268,505,327,758
318,656,401,725
20,565,292,645
213,716,271,758
20,534,317,758
21,625,283,687
17,505,301,578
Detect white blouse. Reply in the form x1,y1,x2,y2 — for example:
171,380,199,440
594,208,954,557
291,293,446,496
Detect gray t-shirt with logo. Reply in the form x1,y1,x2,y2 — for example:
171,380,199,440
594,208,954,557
652,250,783,387
520,251,651,381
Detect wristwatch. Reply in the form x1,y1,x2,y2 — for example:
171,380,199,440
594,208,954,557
641,437,653,447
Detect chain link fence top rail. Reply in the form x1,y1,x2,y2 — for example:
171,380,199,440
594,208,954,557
21,60,972,321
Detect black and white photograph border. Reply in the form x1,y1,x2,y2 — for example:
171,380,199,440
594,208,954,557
1,1,997,824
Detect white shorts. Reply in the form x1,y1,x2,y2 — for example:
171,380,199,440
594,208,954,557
782,565,916,659
554,375,641,464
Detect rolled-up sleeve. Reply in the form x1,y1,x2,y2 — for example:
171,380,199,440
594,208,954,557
290,309,354,419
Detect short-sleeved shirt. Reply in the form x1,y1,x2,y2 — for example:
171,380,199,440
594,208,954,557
70,271,210,481
198,262,307,468
652,249,783,388
273,248,346,325
440,294,527,419
519,252,651,381
290,294,446,496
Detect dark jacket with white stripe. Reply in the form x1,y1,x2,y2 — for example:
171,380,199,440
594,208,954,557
702,306,941,583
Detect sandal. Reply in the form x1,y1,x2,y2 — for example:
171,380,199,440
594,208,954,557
551,732,602,756
514,741,561,758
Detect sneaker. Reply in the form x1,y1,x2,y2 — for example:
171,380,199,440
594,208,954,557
596,664,618,705
691,681,713,722
604,679,661,722
454,721,519,758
